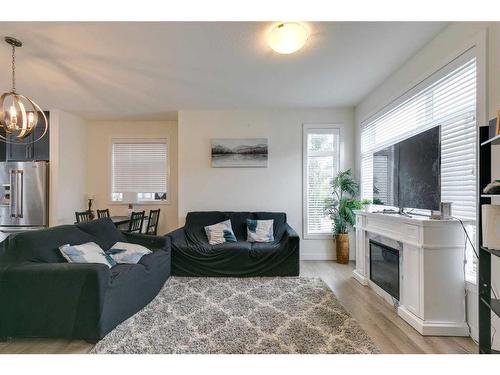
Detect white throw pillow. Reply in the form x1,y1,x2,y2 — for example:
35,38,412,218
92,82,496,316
59,242,115,268
204,219,237,245
108,242,152,264
247,219,274,242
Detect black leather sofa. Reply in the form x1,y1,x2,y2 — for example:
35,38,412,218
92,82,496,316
0,218,171,342
167,211,299,277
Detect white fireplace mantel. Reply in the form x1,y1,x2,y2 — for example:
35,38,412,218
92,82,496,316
353,209,469,336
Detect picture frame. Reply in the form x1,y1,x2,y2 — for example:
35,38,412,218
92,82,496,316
211,138,268,168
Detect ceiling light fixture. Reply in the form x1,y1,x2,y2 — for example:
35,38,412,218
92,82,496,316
0,36,47,144
267,22,309,54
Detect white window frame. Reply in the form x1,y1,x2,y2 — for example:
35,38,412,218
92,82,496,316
109,138,171,205
302,124,341,240
358,30,487,286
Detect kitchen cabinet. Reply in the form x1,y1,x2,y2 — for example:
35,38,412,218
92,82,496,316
5,111,49,161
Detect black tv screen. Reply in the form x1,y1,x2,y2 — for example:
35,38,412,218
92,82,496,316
372,126,441,211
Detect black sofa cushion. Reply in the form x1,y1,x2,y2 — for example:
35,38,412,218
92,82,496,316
76,217,127,250
168,211,299,277
7,225,97,263
184,211,287,243
185,211,252,242
212,241,252,252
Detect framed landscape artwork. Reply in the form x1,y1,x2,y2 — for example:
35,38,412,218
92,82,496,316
211,138,268,168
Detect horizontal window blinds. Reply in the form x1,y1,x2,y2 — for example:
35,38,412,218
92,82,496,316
361,57,477,220
305,129,340,235
112,142,168,193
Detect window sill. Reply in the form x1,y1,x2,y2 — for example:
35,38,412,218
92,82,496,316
109,201,171,206
303,234,334,240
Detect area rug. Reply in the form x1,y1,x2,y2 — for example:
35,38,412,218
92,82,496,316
92,277,379,354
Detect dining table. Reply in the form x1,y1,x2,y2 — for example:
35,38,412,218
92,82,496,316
110,215,149,231
75,214,149,231
110,216,133,226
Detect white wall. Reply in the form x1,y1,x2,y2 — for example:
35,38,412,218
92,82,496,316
178,109,354,260
86,121,178,234
354,22,500,345
49,110,88,226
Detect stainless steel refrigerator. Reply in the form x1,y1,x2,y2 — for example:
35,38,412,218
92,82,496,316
0,161,49,236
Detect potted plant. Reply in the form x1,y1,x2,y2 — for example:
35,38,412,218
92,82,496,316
324,169,370,264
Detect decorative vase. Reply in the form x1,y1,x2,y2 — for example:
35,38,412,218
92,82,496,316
335,233,350,264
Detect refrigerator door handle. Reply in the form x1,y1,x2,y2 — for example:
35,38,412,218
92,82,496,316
17,170,23,218
10,169,16,218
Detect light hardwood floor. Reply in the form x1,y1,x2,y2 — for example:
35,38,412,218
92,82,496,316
0,261,477,354
301,261,477,354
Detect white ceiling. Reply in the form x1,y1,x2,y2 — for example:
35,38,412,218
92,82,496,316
0,22,447,120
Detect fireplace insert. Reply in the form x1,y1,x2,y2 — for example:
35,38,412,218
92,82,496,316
369,239,400,300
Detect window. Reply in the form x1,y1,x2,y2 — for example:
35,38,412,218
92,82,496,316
111,139,168,203
303,125,340,238
360,53,477,281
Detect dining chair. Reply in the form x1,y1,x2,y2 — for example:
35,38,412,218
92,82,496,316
146,209,161,235
97,208,110,218
127,211,145,233
75,211,93,223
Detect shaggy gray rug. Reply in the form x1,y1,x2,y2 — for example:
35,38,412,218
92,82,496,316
92,277,379,354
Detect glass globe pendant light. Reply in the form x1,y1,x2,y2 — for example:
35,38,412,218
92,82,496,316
0,37,47,144
267,23,309,54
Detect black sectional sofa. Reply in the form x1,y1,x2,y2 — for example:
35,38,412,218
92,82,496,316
167,211,299,277
0,218,171,342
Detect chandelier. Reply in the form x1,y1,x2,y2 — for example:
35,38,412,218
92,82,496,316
0,37,47,144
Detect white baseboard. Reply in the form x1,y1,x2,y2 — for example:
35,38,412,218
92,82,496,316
398,306,469,336
300,253,355,261
300,236,356,261
352,270,368,285
301,253,334,260
469,324,478,342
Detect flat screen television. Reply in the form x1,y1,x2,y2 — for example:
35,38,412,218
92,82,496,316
372,126,441,211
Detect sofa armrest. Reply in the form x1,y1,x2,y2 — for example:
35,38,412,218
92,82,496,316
122,232,170,251
165,227,188,244
283,223,299,242
0,262,110,340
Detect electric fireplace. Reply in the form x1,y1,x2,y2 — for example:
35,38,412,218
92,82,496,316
369,239,400,300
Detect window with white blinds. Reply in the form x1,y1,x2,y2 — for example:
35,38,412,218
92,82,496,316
360,56,477,219
360,54,477,280
303,126,340,237
111,140,168,202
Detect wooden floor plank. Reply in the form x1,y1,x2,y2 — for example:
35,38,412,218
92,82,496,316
0,260,477,354
300,260,478,354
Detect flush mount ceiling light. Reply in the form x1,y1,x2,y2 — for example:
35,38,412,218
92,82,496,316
0,36,47,144
267,22,309,54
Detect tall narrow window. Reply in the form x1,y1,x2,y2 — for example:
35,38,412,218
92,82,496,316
303,125,340,238
111,139,169,203
360,54,477,281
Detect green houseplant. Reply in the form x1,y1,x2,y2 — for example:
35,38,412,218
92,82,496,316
324,169,370,264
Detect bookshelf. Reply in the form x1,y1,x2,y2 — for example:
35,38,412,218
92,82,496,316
479,117,499,354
